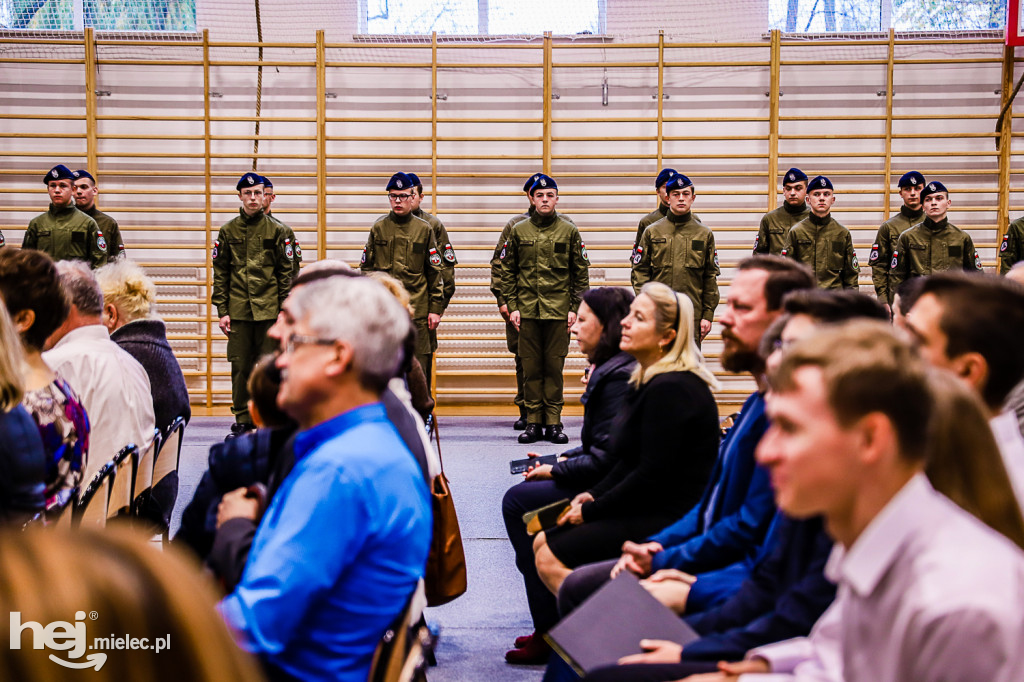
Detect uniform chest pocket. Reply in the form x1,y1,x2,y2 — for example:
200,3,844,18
687,239,706,269
262,238,277,266
649,237,670,267
908,243,926,251
829,240,846,270
552,240,570,270
372,238,391,269
769,226,785,234
519,239,537,264
401,237,424,274
228,238,245,266
947,244,962,258
72,231,86,244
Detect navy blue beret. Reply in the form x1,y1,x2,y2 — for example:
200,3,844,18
920,181,948,199
236,172,264,191
71,169,95,183
898,171,925,188
386,172,413,192
44,164,75,184
523,173,543,193
406,172,422,187
783,168,808,184
259,175,274,189
664,174,694,192
655,168,678,188
529,174,557,194
808,175,833,191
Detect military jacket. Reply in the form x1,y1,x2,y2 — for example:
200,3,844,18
890,218,981,288
268,213,302,281
631,203,669,262
754,202,809,256
23,204,107,269
499,211,590,320
80,205,125,260
413,208,458,309
360,211,445,320
491,211,531,307
782,213,859,290
631,211,720,322
212,208,294,322
869,205,923,304
1000,217,1024,275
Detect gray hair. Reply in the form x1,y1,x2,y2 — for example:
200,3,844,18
55,260,103,317
288,276,411,393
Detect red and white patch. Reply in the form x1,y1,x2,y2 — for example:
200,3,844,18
632,246,643,265
890,251,898,269
429,247,442,267
360,246,367,265
1001,234,1009,253
868,243,879,264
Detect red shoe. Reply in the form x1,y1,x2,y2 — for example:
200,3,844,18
513,632,535,649
505,635,551,665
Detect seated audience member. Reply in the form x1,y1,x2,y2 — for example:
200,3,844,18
0,303,47,526
0,528,263,681
42,260,155,483
218,276,432,682
0,248,88,514
530,282,721,610
95,259,190,435
556,258,814,623
503,286,636,663
175,354,296,567
890,275,925,333
904,272,1024,501
693,322,1024,682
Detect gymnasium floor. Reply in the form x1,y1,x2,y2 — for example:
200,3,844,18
174,414,586,681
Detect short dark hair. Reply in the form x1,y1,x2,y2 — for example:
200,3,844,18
736,256,815,311
247,355,292,429
917,272,1024,408
0,248,69,351
581,287,634,365
895,276,926,317
782,289,889,323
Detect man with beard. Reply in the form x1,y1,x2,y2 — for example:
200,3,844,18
556,256,815,613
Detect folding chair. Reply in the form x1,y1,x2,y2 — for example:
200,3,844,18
367,590,433,682
151,416,186,542
131,428,162,519
107,443,140,519
74,460,117,528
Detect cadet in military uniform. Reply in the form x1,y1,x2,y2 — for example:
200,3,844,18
890,181,982,289
630,168,676,263
71,169,125,260
500,175,590,444
630,174,720,345
259,176,301,280
407,172,457,312
360,172,445,388
491,173,542,431
869,171,925,309
754,167,809,256
1000,215,1024,275
23,164,107,269
212,172,294,437
782,175,859,289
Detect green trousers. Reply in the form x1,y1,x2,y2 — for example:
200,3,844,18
518,318,570,425
505,321,526,413
226,318,277,424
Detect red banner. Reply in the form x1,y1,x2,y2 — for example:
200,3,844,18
1009,0,1024,46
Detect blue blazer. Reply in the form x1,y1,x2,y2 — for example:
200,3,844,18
648,391,776,573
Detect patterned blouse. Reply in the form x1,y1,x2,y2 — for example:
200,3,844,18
22,377,90,512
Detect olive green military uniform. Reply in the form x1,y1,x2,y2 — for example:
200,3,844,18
869,205,923,304
267,213,302,281
630,203,668,263
890,218,982,288
782,214,859,290
360,210,445,384
414,208,457,376
754,203,809,256
500,211,589,426
79,205,125,260
23,204,108,269
631,211,720,344
492,210,531,416
212,208,294,424
1000,217,1024,275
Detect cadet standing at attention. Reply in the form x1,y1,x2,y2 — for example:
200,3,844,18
629,167,676,264
360,172,445,388
406,172,457,311
23,164,107,269
753,167,809,256
630,173,720,345
212,172,294,438
1000,215,1024,274
782,175,859,289
869,171,925,311
500,175,589,445
259,176,301,280
71,169,125,260
890,181,982,288
491,173,543,431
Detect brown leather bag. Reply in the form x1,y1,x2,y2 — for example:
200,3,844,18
424,417,468,606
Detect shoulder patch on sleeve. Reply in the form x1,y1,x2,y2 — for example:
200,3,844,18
96,231,107,252
580,241,589,263
713,249,719,268
632,245,643,265
500,241,508,260
284,237,293,260
780,247,789,257
429,247,442,267
974,252,983,271
1001,234,1009,253
360,246,367,265
852,253,860,270
890,251,899,269
443,243,456,263
868,243,879,263
0,233,5,247
212,239,219,260
752,234,759,251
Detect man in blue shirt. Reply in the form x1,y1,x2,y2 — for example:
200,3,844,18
218,276,432,682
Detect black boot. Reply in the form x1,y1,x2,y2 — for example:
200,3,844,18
518,424,542,444
513,407,528,431
545,424,568,445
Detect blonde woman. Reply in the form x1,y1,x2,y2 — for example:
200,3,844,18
95,259,190,435
0,299,47,525
533,281,721,598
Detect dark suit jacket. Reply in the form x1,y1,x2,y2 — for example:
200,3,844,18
681,514,836,661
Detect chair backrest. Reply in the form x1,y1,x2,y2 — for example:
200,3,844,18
133,428,161,504
107,444,139,519
367,593,430,682
74,461,117,529
153,416,185,489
